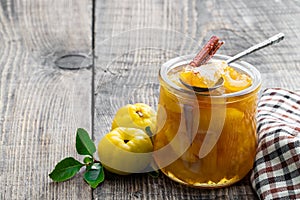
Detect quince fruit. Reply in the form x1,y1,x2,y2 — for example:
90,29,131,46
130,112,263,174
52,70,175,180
111,103,156,134
98,127,153,175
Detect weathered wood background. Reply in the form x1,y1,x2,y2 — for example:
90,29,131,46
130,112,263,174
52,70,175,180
0,0,299,199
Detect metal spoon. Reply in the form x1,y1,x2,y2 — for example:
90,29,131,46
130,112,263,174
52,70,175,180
180,32,285,92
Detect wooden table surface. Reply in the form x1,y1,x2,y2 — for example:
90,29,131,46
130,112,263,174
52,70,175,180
1,0,299,199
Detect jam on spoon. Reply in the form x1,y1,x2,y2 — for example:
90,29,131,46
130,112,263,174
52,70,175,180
179,33,285,92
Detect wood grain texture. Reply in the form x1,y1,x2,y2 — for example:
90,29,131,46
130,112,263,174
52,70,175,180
1,0,299,199
0,0,93,199
94,0,299,199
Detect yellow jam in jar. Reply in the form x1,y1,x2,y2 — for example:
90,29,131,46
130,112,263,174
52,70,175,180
154,54,261,188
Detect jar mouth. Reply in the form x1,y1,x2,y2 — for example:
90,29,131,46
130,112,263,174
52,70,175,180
160,54,262,98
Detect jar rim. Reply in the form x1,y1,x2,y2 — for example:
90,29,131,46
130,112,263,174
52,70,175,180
160,54,262,98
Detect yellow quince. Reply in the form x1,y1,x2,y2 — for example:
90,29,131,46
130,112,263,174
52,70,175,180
98,127,153,175
111,103,156,134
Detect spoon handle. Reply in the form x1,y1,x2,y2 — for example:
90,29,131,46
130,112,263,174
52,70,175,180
226,32,285,64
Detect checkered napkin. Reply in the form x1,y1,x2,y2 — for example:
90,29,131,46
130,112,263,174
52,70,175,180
251,88,300,200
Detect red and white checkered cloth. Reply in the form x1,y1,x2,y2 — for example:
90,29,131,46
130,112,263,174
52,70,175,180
251,88,300,200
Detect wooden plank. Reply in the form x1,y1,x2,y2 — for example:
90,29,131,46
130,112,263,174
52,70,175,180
201,0,300,91
94,0,299,199
0,0,93,199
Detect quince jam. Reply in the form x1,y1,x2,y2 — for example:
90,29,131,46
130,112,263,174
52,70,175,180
179,60,252,93
154,57,261,188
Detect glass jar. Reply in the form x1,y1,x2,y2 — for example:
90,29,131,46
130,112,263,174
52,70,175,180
153,54,261,188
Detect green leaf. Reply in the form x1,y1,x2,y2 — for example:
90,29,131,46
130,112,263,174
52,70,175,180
145,126,153,137
84,163,105,188
49,157,84,182
147,170,160,178
83,156,93,164
76,128,96,156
